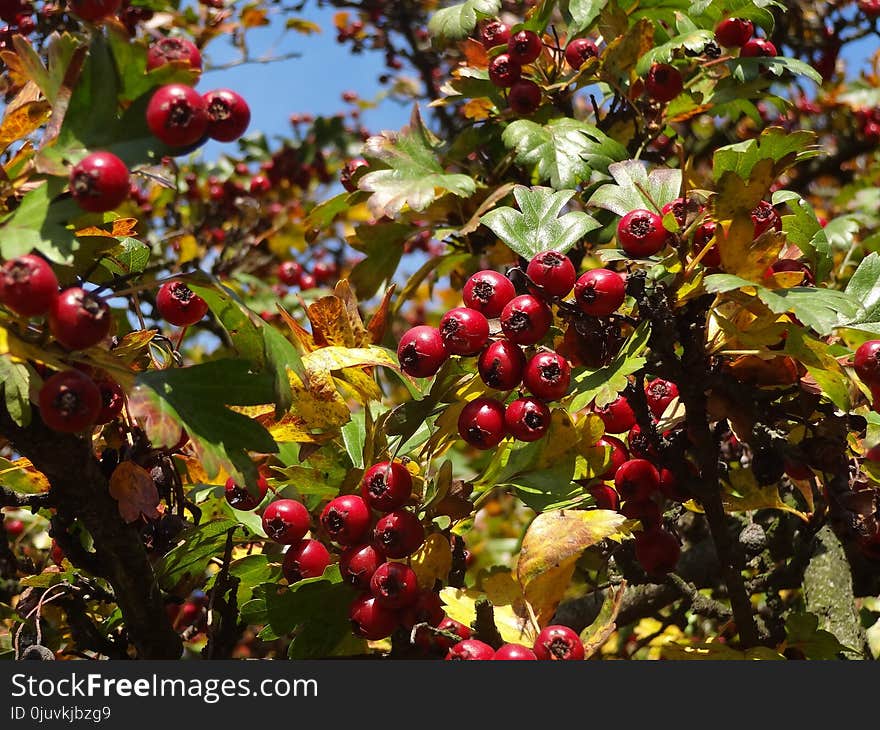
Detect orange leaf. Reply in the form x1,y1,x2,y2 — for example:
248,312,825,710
108,461,161,523
460,38,489,68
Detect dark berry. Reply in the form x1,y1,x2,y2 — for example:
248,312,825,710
617,210,669,257
439,307,490,356
574,268,626,317
340,544,385,590
645,63,683,102
202,88,251,142
146,84,209,147
463,270,516,318
69,151,130,213
614,459,661,501
634,528,680,574
320,494,371,546
594,395,636,434
224,475,269,511
715,18,754,47
505,397,551,442
589,483,620,510
507,29,542,65
854,340,880,386
361,461,412,513
399,590,445,629
526,250,575,297
508,79,542,115
370,561,419,609
533,625,584,660
373,510,425,558
261,499,310,545
478,19,510,49
38,370,101,432
478,339,526,391
95,378,125,424
596,436,629,479
565,37,598,69
397,326,448,378
621,498,663,528
457,397,507,449
282,539,330,583
751,200,781,237
446,639,495,660
741,38,777,58
68,0,120,22
48,287,111,350
0,254,58,316
488,53,522,88
500,294,552,345
156,281,209,327
349,593,398,640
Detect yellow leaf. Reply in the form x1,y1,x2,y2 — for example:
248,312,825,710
0,98,50,153
241,7,269,27
0,457,50,494
659,640,785,660
439,585,536,645
581,582,626,659
715,213,785,282
108,461,160,523
690,466,809,521
176,455,230,487
462,98,494,121
76,218,138,239
303,346,397,379
713,158,774,219
286,17,321,34
174,234,200,264
410,533,452,590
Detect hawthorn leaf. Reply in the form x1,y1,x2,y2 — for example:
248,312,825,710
587,160,682,216
108,461,161,524
713,127,818,184
411,534,454,591
155,519,239,593
427,0,501,40
0,357,31,427
843,253,880,325
635,30,715,76
727,55,822,85
784,612,854,660
204,554,282,606
566,0,608,34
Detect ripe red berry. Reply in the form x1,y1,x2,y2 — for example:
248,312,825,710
278,261,303,286
146,37,202,72
69,151,130,213
478,339,526,391
634,528,681,574
202,88,251,142
400,590,445,629
68,0,120,22
741,38,777,58
614,459,661,502
340,544,385,590
48,287,111,350
645,63,683,102
574,268,626,317
373,509,425,558
523,350,571,401
478,19,510,49
446,639,495,660
225,475,269,511
854,340,880,386
249,174,271,195
589,483,620,510
617,209,669,257
565,37,598,69
693,221,720,267
500,294,552,345
659,466,690,503
493,643,537,660
156,281,209,327
433,616,472,651
397,325,448,378
283,539,330,583
505,397,551,442
262,499,310,545
596,435,629,479
751,200,781,237
361,461,412,512
621,498,663,528
0,254,58,316
458,396,507,449
508,29,542,65
146,84,209,147
370,561,419,609
320,494,371,546
349,593,399,640
439,307,490,356
527,250,576,297
463,270,516,318
860,0,880,18
661,198,688,229
298,272,317,290
645,378,679,417
4,518,24,537
715,17,754,47
38,370,101,432
508,79,542,115
95,378,124,424
488,53,522,88
594,395,636,434
533,625,584,660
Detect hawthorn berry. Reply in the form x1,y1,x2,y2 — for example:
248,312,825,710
478,339,526,391
527,250,576,297
533,625,584,661
278,261,303,286
507,29,542,65
397,325,448,378
478,19,510,49
565,37,598,69
446,639,495,661
751,200,781,237
249,174,271,195
282,539,330,583
439,307,490,356
340,158,368,193
340,544,385,590
48,287,111,350
457,397,507,449
0,254,58,317
741,38,777,58
854,340,880,386
373,509,425,558
523,350,571,401
225,475,269,511
627,422,658,460
320,494,371,546
589,483,620,510
693,221,721,267
645,378,679,417
434,617,472,651
69,152,130,213
4,518,24,537
617,210,669,257
399,590,445,629
349,593,399,640
596,436,629,480
594,395,636,434
156,281,209,327
95,379,125,424
361,461,412,512
505,397,551,442
298,272,317,290
493,643,537,660
614,459,661,501
661,198,688,229
38,370,102,433
146,37,202,72
574,268,626,317
262,499,310,545
463,270,516,318
68,0,120,22
202,88,251,142
370,561,419,609
146,84,209,147
500,294,552,345
715,17,754,47
860,0,880,17
508,79,542,115
659,467,691,503
621,498,663,528
645,63,683,103
488,53,522,88
634,528,681,574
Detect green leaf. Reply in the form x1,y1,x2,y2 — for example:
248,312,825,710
773,191,832,283
783,330,850,412
155,520,238,592
0,358,31,427
713,127,818,184
785,612,853,660
480,185,600,258
727,56,822,85
844,253,880,325
428,0,501,40
99,238,150,277
502,118,626,189
587,159,682,216
635,29,714,76
348,222,410,299
205,553,281,605
13,32,82,105
565,0,608,34
341,412,367,469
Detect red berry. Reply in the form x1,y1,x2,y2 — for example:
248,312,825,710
349,593,398,640
645,378,679,417
373,510,425,558
493,643,537,660
659,467,691,503
312,260,338,285
457,397,507,449
634,528,680,574
340,544,385,590
399,590,444,629
589,483,620,510
463,270,516,318
0,254,58,316
500,294,552,345
446,639,495,660
533,625,584,660
249,174,271,195
50,540,65,565
156,280,209,327
298,272,317,290
340,158,368,192
146,84,209,147
261,499,310,545
478,339,526,391
661,198,688,229
278,261,303,286
594,395,636,434
68,0,120,22
574,268,626,317
715,18,754,47
397,326,448,378
146,37,202,72
4,518,24,537
854,340,880,386
764,259,815,285
508,79,542,115
361,461,412,512
741,38,777,58
69,151,130,213
617,210,669,257
627,423,658,460
751,200,781,237
527,250,576,297
225,475,269,511
860,0,880,18
434,617,472,651
565,37,598,69
596,436,629,479
95,378,124,424
505,397,551,442
202,88,251,142
645,63,683,102
621,498,663,528
320,494,371,546
523,350,571,401
38,370,101,432
693,221,720,267
370,561,419,609
507,29,542,65
614,459,661,501
439,307,490,356
283,539,330,583
478,19,510,49
48,287,111,350
488,53,522,88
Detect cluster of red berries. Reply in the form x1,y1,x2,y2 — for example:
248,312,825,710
276,259,339,292
480,20,545,115
0,0,34,36
858,0,880,19
446,623,584,660
146,84,250,148
855,107,880,144
714,16,777,58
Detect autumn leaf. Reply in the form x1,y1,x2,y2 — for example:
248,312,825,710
410,534,453,590
109,461,161,523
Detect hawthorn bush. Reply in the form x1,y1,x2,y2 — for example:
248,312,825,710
1,0,880,661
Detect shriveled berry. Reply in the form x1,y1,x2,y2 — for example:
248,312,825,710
507,29,542,65
614,459,661,501
715,18,754,47
574,268,626,317
283,539,330,583
0,254,58,317
446,639,495,660
38,370,101,433
617,209,669,257
751,200,781,237
457,397,507,449
340,544,385,590
48,287,111,350
439,307,490,356
95,379,125,424
635,528,680,574
488,53,522,87
478,339,526,391
261,499,310,545
523,350,571,401
361,461,412,512
533,625,584,660
594,395,636,434
645,63,683,102
146,37,202,72
370,561,419,609
565,37,598,69
373,509,425,558
505,397,551,442
527,250,576,297
500,294,552,345
69,151,130,213
463,270,515,318
493,643,537,660
225,475,269,511
202,88,251,142
397,326,448,378
349,593,398,640
320,494,371,546
156,281,209,327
